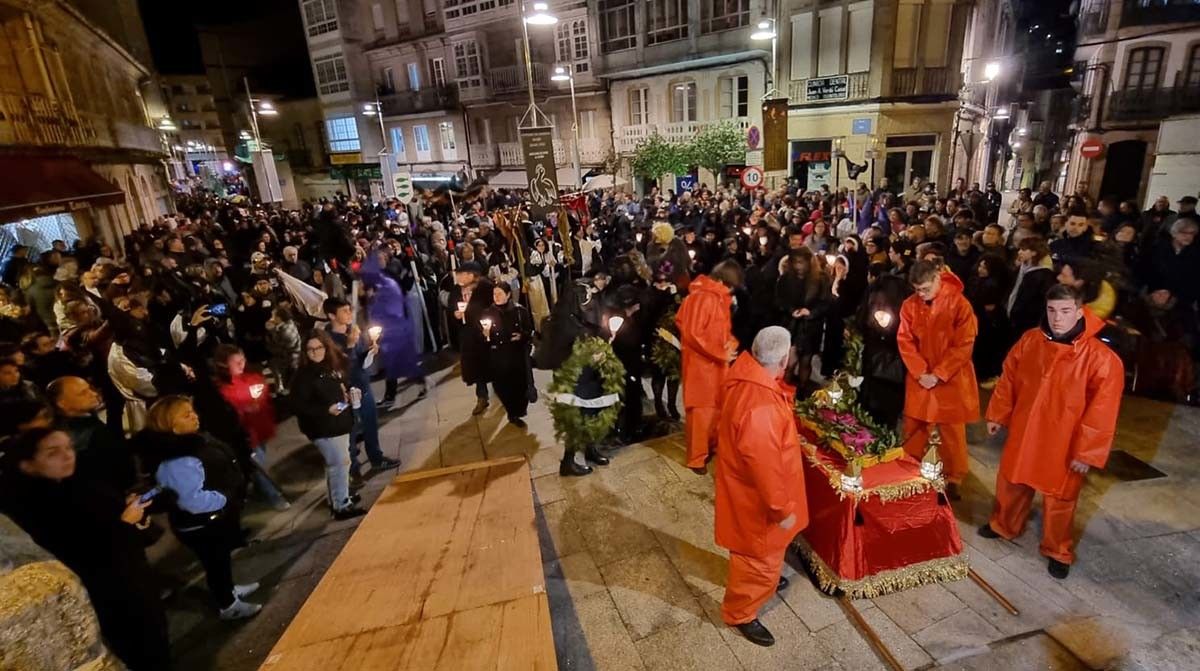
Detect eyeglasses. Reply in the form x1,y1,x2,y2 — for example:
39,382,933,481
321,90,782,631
306,345,325,353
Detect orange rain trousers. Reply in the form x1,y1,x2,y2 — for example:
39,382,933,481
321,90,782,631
989,472,1080,564
901,417,968,484
721,546,788,625
684,407,719,468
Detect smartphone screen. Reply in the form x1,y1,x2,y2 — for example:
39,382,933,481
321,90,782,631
208,303,228,316
138,486,162,504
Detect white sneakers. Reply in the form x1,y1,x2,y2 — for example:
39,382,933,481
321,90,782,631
219,584,263,620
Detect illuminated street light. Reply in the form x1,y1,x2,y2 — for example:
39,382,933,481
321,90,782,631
256,100,278,116
552,65,582,188
984,61,1001,82
157,117,177,131
524,2,557,25
751,18,779,99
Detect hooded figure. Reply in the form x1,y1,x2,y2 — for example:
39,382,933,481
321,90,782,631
361,250,422,383
981,289,1123,578
897,262,980,496
714,327,808,648
676,262,742,472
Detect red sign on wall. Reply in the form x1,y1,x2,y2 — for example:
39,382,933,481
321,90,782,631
1080,139,1105,159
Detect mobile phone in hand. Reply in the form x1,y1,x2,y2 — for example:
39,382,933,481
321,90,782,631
138,486,162,504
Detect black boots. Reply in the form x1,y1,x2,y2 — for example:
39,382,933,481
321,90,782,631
560,450,593,477
776,575,789,592
734,619,775,647
1047,558,1070,579
977,523,1001,539
584,445,610,466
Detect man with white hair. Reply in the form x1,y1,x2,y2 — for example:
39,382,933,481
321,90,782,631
714,326,809,647
280,246,312,283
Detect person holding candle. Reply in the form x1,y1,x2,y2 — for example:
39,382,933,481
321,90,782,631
856,265,911,427
213,344,289,511
448,261,495,416
480,284,534,428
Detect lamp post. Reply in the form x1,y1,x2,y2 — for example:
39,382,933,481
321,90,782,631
518,2,557,128
362,99,396,197
832,136,845,191
750,18,778,100
551,66,582,188
242,77,281,202
864,133,879,189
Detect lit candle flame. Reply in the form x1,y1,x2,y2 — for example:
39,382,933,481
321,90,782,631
368,326,382,340
688,249,696,259
249,384,264,399
636,233,643,242
873,310,893,329
480,318,493,331
608,315,625,335
759,236,768,247
825,254,837,266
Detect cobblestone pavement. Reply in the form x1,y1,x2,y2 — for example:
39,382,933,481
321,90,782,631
163,363,1200,670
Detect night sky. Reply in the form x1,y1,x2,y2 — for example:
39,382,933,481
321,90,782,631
140,0,315,98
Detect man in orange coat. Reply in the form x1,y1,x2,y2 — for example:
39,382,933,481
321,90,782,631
980,285,1123,579
897,260,980,500
677,261,742,474
715,326,808,647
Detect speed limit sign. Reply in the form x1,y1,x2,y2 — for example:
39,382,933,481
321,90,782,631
740,166,764,189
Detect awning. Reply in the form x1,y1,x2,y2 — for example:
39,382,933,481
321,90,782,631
0,156,125,224
584,174,627,191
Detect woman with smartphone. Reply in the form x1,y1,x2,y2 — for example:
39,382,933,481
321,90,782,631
289,330,365,520
0,428,170,670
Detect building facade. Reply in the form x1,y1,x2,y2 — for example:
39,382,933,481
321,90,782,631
0,0,173,257
1068,0,1200,206
161,74,230,167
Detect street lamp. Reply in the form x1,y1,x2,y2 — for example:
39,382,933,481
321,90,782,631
243,77,282,201
984,61,1002,82
832,136,845,190
750,18,778,99
362,99,396,197
518,2,557,128
864,134,879,188
552,65,583,189
524,2,557,25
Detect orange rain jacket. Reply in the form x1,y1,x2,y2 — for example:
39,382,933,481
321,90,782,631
986,309,1124,499
714,353,808,556
897,270,980,423
677,275,735,410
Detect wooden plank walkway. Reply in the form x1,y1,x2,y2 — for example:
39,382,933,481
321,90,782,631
259,456,557,670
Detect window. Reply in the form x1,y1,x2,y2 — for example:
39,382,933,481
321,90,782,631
453,40,483,89
894,2,919,69
671,82,697,122
847,1,873,73
701,0,749,34
381,67,395,93
599,0,637,52
444,0,511,20
1124,46,1165,90
314,53,350,95
439,122,457,152
407,63,421,90
647,0,688,45
720,75,748,118
1187,44,1200,89
922,2,953,68
390,127,406,161
581,110,597,138
817,8,842,76
413,124,432,160
325,117,360,152
429,57,447,87
556,18,591,74
302,0,338,37
371,3,385,30
629,87,649,125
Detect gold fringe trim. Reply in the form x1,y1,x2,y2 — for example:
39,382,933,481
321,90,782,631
801,441,944,503
793,539,970,599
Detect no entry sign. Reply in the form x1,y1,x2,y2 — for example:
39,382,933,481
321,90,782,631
1080,139,1104,159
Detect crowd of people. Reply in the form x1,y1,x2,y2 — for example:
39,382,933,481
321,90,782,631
0,169,1195,665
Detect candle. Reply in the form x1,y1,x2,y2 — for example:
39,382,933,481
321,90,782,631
873,309,894,329
688,249,696,260
249,384,264,399
742,226,751,236
480,318,493,335
368,325,382,340
759,236,768,247
636,232,643,243
608,315,624,337
825,254,837,266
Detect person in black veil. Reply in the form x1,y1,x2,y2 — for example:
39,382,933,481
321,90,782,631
480,283,534,428
855,264,910,428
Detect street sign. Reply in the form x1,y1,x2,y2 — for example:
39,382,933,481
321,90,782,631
806,75,849,102
676,174,697,192
852,118,872,135
394,171,413,204
740,166,764,189
1080,139,1105,159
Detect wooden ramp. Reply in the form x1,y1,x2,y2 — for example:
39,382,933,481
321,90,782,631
260,456,557,670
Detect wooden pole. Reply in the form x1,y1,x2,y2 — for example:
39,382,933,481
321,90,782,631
969,568,1020,616
836,596,904,671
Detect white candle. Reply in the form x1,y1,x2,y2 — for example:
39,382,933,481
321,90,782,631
249,384,264,399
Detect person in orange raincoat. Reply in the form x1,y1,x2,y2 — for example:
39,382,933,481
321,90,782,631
897,260,980,499
980,284,1123,579
676,261,743,473
715,326,808,647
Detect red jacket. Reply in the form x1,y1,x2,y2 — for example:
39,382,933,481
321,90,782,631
218,372,277,447
714,353,808,556
897,270,980,423
987,309,1124,498
676,275,735,409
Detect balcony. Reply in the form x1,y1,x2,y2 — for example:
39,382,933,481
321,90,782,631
616,118,751,153
1079,5,1110,35
1107,85,1200,122
490,62,553,95
0,93,97,147
379,85,460,117
477,138,607,167
891,67,958,98
469,143,497,166
788,72,871,105
1120,0,1200,28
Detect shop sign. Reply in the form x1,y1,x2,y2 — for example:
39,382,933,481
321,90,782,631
806,76,849,102
330,164,383,180
330,152,363,165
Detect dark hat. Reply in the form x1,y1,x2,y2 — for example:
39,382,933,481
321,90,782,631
457,260,483,275
1179,196,1198,205
892,240,916,259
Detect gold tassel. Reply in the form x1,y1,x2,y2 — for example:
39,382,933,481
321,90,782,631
794,541,970,599
802,442,943,503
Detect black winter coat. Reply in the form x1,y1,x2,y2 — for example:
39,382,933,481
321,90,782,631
289,364,354,439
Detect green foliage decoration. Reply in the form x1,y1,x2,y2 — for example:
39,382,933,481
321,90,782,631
549,336,626,449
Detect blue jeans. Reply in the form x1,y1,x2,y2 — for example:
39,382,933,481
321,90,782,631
349,385,383,474
312,435,352,511
249,444,286,505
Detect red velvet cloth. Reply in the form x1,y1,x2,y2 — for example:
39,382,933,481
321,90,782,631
798,434,964,583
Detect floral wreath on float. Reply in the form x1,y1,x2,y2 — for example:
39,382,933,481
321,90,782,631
650,307,682,382
549,336,626,449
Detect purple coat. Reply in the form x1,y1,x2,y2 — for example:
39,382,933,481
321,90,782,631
362,253,421,379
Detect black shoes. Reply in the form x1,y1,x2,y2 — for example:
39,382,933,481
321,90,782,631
945,483,962,501
584,446,610,466
472,398,489,416
734,619,775,647
977,523,1001,539
560,452,594,477
1047,558,1070,579
332,506,366,520
373,457,401,471
776,575,789,592
654,401,669,420
509,417,527,429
